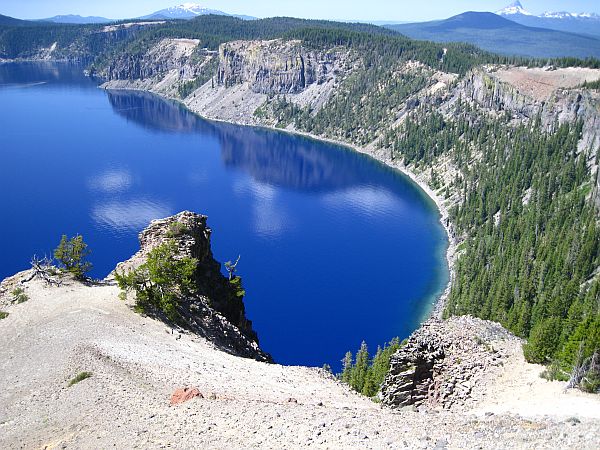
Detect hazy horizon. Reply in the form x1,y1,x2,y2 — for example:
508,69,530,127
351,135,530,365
2,0,600,23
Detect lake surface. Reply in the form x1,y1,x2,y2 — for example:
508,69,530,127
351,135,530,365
0,62,448,368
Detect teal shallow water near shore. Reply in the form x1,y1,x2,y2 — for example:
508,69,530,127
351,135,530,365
0,62,448,368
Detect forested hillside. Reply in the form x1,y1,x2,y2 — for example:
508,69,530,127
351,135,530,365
394,103,600,379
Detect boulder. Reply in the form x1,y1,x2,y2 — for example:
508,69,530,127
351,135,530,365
170,387,203,405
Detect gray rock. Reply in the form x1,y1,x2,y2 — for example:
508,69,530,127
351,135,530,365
115,211,271,362
216,40,337,95
381,316,517,410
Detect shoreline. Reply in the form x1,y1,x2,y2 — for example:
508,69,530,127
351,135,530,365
211,119,457,319
100,82,458,319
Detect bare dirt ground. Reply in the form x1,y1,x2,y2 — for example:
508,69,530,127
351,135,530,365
469,340,600,420
1,274,599,449
493,67,600,101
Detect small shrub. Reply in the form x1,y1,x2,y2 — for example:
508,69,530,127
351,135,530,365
165,222,189,238
0,311,8,319
228,275,246,299
581,78,600,90
580,371,600,393
11,287,28,304
225,256,246,299
54,235,92,280
68,371,93,386
540,360,569,381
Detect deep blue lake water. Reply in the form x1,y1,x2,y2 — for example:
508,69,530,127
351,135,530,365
0,62,448,368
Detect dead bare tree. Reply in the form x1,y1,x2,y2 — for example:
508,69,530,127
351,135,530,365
567,342,587,390
25,255,62,286
567,342,600,392
224,255,241,281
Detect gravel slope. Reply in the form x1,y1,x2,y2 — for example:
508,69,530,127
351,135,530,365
0,274,599,449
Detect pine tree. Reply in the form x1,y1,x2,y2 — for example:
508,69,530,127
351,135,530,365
53,234,92,280
351,341,369,393
340,351,353,384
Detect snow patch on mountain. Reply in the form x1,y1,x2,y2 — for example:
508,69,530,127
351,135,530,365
140,3,254,21
497,1,533,16
497,1,599,20
540,11,600,20
162,3,225,17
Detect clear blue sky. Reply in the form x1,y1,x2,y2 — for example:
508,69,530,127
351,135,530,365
2,1,599,22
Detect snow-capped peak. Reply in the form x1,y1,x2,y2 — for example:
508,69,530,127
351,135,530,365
497,1,599,21
540,11,600,19
497,1,533,16
142,3,229,20
164,3,221,15
167,3,209,14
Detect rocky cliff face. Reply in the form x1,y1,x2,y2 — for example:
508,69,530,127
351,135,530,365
99,38,344,97
459,69,600,154
380,316,517,410
439,67,600,207
100,38,351,127
116,211,270,362
216,39,338,94
99,38,201,81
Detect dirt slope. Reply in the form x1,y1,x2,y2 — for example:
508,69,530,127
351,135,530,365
0,273,599,449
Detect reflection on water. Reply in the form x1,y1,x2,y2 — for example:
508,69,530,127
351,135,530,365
240,179,290,238
106,89,424,198
1,62,448,369
322,185,407,219
87,168,133,194
107,90,204,134
92,199,172,232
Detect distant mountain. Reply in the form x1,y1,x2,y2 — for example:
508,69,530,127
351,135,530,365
497,1,600,38
38,15,112,24
0,13,33,26
140,3,255,21
496,1,533,16
387,11,600,59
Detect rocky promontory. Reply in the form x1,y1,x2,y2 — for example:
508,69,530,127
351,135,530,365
114,210,270,362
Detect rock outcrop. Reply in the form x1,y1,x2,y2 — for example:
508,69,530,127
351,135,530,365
115,211,271,362
381,316,518,410
170,387,203,405
100,38,202,82
99,38,353,126
460,68,600,154
433,67,600,209
216,39,337,94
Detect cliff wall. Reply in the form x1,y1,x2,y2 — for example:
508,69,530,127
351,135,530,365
380,316,517,410
216,39,337,94
99,38,201,82
100,38,352,125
